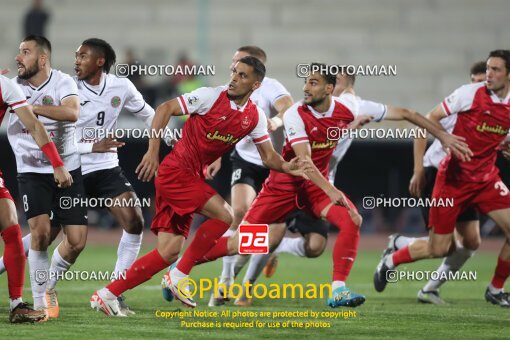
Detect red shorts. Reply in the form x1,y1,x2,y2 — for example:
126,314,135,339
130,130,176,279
244,171,357,224
150,167,216,238
428,172,510,234
0,172,13,201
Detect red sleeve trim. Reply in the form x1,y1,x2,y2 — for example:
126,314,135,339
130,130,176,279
178,96,188,114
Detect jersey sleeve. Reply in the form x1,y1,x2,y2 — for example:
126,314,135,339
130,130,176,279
264,78,291,106
0,76,28,110
123,79,155,127
57,75,79,102
177,86,223,115
283,103,308,146
441,84,478,116
359,98,387,122
247,107,270,144
334,93,360,117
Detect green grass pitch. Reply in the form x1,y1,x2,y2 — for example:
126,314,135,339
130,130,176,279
0,245,507,339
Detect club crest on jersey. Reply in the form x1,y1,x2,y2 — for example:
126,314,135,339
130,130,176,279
42,95,54,106
241,116,251,129
206,130,239,144
111,96,121,108
288,127,296,136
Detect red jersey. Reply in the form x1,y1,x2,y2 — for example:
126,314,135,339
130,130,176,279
281,94,359,179
440,82,510,182
161,86,269,177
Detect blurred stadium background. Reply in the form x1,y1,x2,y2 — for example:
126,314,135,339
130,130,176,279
1,0,510,237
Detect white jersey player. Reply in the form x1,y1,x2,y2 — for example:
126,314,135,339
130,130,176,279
6,35,87,321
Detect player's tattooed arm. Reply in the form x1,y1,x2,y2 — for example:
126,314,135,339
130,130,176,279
291,142,349,207
31,95,80,122
136,98,184,182
268,95,293,132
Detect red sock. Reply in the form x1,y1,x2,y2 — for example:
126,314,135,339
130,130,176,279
1,225,25,300
194,237,229,266
392,246,413,267
491,257,510,289
177,219,230,275
326,205,360,282
107,249,169,296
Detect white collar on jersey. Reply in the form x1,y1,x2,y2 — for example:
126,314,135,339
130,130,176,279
229,98,249,112
306,97,335,118
489,88,510,104
82,72,107,96
28,69,53,91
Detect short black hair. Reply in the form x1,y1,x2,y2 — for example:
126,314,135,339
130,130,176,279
23,35,51,58
470,61,486,76
237,46,267,63
310,62,336,86
488,50,510,74
82,38,117,74
238,56,266,82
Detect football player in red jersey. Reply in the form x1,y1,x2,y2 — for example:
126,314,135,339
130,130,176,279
375,50,510,307
91,56,309,315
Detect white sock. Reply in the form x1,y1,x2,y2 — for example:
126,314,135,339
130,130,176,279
221,255,236,279
488,283,503,294
395,236,428,250
99,287,117,299
114,231,143,278
242,254,272,285
233,254,250,277
274,237,306,257
332,281,345,291
28,249,49,310
0,233,31,275
422,246,474,292
47,247,72,290
9,297,23,311
384,255,395,269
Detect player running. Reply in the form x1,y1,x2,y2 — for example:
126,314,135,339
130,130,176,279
374,50,510,308
7,35,87,320
381,61,487,305
168,63,470,308
0,74,71,323
91,56,306,316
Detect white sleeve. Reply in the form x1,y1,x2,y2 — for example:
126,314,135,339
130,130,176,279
283,104,308,146
359,99,387,122
124,79,155,127
441,84,477,116
0,76,28,109
177,86,223,115
335,93,359,117
58,76,79,102
247,107,270,144
265,79,291,106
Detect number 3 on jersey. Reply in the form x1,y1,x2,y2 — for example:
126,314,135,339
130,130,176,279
495,181,509,196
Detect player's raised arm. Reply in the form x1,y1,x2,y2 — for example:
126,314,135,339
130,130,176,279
135,98,183,182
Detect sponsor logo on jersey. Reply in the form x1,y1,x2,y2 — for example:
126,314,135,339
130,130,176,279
111,96,121,108
80,100,90,106
187,95,199,106
42,95,54,106
288,127,296,136
206,130,239,144
311,140,337,149
475,121,509,135
241,116,251,129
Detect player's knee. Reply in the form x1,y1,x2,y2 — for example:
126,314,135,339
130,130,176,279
67,238,86,255
462,235,481,251
429,243,449,258
233,206,248,225
304,236,327,258
31,232,50,250
350,212,362,228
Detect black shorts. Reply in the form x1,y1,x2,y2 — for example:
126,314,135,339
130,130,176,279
17,167,88,226
230,150,270,193
422,166,479,225
285,210,330,239
83,166,135,199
